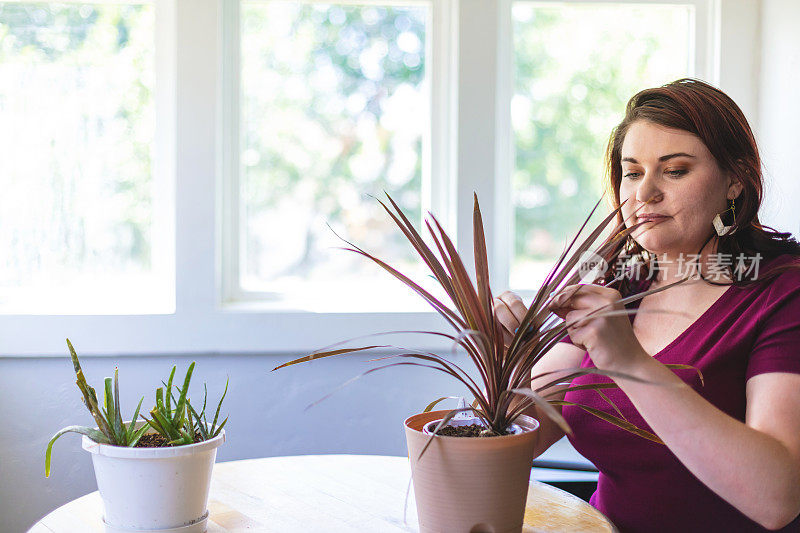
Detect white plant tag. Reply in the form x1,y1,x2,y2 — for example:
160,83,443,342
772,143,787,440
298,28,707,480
452,397,479,422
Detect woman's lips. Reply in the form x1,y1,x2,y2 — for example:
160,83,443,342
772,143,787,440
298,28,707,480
637,214,670,222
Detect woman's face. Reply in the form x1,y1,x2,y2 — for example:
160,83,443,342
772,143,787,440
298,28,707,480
618,120,741,257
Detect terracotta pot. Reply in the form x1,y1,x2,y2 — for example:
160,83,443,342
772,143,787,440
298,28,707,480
405,410,539,533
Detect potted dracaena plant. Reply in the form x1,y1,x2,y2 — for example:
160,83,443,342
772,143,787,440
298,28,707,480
45,339,228,533
274,193,699,533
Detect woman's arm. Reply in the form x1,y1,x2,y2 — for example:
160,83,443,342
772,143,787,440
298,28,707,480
524,343,587,458
555,283,800,530
611,356,800,530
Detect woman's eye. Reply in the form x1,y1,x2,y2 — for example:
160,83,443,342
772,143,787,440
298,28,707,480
665,169,688,177
623,172,641,179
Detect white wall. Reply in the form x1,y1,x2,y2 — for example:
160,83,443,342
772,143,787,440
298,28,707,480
757,0,800,233
718,0,761,126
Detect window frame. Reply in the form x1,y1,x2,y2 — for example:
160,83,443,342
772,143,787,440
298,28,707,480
0,0,760,357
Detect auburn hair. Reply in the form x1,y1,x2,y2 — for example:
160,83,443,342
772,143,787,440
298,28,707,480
600,78,800,294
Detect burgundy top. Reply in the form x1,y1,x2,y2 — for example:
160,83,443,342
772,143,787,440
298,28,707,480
561,254,800,532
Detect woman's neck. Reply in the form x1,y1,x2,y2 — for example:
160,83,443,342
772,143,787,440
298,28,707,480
650,238,730,287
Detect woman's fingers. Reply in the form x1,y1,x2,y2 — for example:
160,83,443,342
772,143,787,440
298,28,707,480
498,291,528,323
550,284,620,314
493,290,528,338
493,298,518,336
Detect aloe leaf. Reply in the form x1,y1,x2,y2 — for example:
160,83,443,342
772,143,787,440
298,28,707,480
186,401,208,441
173,363,194,427
168,434,191,446
200,384,209,420
150,409,180,441
112,368,123,442
186,403,195,435
129,424,150,447
211,377,228,433
211,417,227,437
46,426,110,477
126,396,145,443
74,370,112,439
65,339,92,393
155,387,165,415
165,366,176,412
103,377,114,431
178,427,195,444
167,389,180,415
66,339,100,408
66,338,82,373
140,414,163,435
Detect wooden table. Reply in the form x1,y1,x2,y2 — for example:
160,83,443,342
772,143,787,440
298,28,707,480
30,454,616,532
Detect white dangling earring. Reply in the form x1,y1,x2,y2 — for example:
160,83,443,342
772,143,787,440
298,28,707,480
713,198,736,236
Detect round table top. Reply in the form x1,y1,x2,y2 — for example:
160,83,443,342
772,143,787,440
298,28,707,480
30,454,616,533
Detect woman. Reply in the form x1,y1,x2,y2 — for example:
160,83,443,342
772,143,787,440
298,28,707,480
494,79,800,532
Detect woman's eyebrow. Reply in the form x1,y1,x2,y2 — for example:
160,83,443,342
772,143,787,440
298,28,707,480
659,152,696,161
621,152,696,164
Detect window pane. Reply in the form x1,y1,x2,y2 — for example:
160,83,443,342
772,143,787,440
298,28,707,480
240,2,429,309
511,2,692,289
0,2,161,313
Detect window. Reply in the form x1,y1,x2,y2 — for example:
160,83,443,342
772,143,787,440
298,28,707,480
0,2,169,314
233,1,433,311
510,2,694,290
2,0,754,356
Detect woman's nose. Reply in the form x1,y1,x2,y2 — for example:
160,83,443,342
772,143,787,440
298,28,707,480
635,173,664,205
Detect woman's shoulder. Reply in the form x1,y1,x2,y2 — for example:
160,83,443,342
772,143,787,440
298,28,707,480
730,253,800,316
744,253,800,292
740,254,800,381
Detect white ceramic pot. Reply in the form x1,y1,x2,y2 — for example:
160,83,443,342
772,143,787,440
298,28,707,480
81,422,225,533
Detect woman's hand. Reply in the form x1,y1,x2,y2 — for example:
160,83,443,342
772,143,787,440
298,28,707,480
548,284,648,372
492,290,528,348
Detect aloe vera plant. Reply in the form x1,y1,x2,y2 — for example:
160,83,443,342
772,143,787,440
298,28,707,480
275,193,700,442
45,339,148,477
141,363,228,446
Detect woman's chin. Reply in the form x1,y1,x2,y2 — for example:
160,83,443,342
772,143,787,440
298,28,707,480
633,237,678,257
